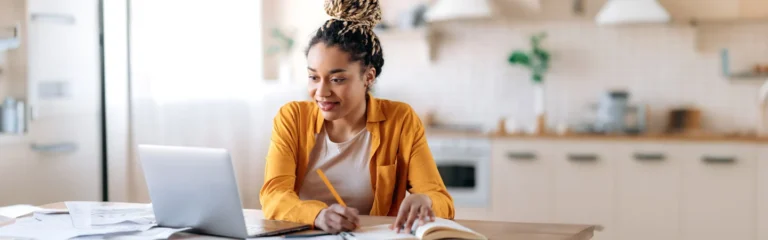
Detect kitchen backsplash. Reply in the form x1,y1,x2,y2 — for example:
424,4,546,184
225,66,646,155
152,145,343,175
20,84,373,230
369,21,768,134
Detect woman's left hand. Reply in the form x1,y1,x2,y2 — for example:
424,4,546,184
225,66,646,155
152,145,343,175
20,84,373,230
389,193,435,234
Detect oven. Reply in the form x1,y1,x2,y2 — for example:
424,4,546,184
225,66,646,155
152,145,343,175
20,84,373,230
427,137,490,208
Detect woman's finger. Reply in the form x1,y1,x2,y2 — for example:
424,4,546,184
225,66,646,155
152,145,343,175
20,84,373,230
340,218,357,231
391,205,410,233
418,206,431,226
404,206,420,234
429,206,436,221
341,207,360,225
326,215,342,233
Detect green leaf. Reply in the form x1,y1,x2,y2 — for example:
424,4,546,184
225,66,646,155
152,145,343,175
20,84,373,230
532,73,543,83
508,51,532,67
533,48,550,62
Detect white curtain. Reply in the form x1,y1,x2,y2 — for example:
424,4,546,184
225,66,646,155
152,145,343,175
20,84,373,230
127,0,306,208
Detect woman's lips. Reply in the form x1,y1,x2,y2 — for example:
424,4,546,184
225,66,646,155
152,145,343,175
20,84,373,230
318,101,338,111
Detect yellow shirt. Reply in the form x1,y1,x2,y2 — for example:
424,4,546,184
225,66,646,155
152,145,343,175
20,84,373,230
260,93,455,226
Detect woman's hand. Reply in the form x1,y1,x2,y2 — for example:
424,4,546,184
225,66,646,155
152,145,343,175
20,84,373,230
314,204,360,233
390,193,435,233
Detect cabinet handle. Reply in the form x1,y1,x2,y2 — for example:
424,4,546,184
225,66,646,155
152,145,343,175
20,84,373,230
30,142,78,153
633,153,665,161
568,154,598,162
507,152,536,160
701,156,736,164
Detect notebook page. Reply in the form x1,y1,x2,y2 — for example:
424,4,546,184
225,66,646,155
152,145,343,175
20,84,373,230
415,218,482,238
351,224,418,240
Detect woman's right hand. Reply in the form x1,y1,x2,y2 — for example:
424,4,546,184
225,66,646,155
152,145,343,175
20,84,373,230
314,204,360,233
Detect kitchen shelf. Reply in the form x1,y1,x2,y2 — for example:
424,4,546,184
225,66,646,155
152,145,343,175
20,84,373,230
720,48,768,80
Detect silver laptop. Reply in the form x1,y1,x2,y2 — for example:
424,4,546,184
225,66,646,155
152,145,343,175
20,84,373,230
138,145,310,239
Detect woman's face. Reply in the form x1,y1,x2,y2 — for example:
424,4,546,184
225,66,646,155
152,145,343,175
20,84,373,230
307,42,375,121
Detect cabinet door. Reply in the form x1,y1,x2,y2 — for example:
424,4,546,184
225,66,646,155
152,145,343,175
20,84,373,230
680,143,757,240
454,207,492,221
617,143,681,240
758,147,768,240
553,142,617,240
491,140,554,223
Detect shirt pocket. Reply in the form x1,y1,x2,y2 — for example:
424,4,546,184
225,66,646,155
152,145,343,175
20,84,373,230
374,163,397,214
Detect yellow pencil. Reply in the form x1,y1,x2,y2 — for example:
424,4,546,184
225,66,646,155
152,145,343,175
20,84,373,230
316,169,347,207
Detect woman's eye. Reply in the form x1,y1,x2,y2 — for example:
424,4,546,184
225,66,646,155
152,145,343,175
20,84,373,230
331,78,345,83
308,76,319,81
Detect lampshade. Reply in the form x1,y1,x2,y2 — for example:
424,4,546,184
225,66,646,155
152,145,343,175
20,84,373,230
424,0,492,22
596,0,671,25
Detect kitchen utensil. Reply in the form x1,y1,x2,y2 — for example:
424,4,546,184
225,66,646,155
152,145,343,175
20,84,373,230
667,108,701,134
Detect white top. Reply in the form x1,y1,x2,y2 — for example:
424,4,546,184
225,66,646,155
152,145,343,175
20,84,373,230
298,126,375,214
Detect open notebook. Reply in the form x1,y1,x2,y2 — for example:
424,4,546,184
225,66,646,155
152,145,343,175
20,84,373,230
348,218,487,240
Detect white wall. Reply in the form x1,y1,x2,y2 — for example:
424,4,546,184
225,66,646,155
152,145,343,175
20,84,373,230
269,0,768,134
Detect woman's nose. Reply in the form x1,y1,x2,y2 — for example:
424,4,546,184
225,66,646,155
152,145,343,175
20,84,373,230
316,80,332,97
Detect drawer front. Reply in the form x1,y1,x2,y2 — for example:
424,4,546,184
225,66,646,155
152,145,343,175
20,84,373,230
680,143,757,240
617,143,682,240
553,141,619,240
491,140,554,223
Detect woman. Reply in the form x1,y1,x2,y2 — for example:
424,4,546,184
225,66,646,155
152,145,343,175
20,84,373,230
259,0,454,234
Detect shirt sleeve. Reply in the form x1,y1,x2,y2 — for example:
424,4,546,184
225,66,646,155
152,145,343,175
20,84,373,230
260,103,328,226
403,107,456,219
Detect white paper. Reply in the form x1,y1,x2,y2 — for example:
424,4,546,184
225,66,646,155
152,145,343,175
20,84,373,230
65,202,155,227
0,205,42,218
72,227,192,240
347,225,417,240
34,208,69,215
0,215,154,240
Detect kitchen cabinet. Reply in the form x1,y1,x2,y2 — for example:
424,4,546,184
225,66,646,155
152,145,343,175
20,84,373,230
616,143,681,240
490,140,555,223
679,143,756,240
552,142,617,240
662,0,768,22
739,0,768,19
454,207,492,221
487,137,762,240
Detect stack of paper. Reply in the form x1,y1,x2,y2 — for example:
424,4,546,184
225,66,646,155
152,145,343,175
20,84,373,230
0,202,189,239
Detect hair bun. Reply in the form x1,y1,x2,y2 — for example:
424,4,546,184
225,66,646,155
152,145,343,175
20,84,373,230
324,0,382,27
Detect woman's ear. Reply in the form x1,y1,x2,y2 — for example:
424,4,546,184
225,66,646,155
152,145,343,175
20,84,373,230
364,67,376,88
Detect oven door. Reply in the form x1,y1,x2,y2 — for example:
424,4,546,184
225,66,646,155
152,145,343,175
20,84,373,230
433,158,489,208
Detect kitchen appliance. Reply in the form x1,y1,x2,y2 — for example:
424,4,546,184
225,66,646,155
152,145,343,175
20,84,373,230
427,137,490,208
575,90,647,134
595,90,648,134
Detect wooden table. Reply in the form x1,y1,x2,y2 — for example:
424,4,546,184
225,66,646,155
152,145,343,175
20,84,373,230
25,202,595,240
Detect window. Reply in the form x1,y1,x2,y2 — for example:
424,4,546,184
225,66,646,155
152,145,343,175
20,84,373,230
130,0,262,104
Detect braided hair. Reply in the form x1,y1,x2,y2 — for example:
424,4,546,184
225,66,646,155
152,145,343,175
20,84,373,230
306,0,385,81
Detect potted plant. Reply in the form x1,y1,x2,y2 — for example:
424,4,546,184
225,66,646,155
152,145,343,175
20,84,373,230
508,32,551,135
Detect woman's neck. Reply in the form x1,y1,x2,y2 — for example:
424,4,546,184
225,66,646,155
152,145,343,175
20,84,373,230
326,99,368,142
